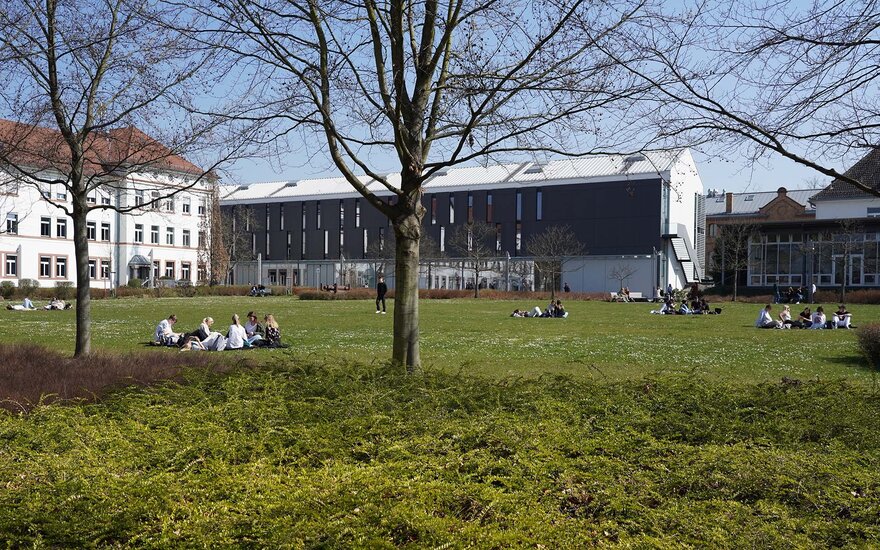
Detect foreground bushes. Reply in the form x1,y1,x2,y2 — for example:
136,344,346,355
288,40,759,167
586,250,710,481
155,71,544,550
1,358,880,546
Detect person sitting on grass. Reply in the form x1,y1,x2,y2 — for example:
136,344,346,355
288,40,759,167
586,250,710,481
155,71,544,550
810,306,827,329
44,297,65,310
553,300,568,318
678,301,692,315
196,317,227,350
154,314,180,346
264,314,282,347
778,304,796,329
244,311,264,345
798,307,812,328
225,314,247,350
755,304,780,329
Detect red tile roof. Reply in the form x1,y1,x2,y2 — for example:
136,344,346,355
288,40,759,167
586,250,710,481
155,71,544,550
0,119,205,176
811,148,880,201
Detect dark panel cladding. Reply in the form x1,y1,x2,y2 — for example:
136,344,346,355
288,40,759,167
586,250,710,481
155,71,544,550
222,178,664,261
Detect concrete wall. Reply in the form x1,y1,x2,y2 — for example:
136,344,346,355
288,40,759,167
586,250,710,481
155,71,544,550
563,255,656,296
814,198,880,220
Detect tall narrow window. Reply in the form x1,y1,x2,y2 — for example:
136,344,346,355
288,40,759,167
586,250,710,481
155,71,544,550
163,197,174,212
88,259,97,279
439,226,445,252
101,260,110,279
339,200,345,227
363,228,369,256
516,191,522,222
56,219,67,238
266,232,270,257
165,261,175,279
40,256,51,278
182,229,191,247
515,222,522,253
151,225,159,244
301,232,306,259
339,228,345,251
251,233,257,255
379,227,385,251
5,254,17,276
101,222,111,241
135,190,144,206
152,261,160,280
316,203,322,229
536,188,543,221
302,205,307,230
496,223,502,252
86,221,96,240
182,197,191,214
56,257,67,278
431,196,437,225
323,230,329,258
449,195,455,224
486,192,493,222
467,192,473,223
101,192,111,206
198,198,207,216
265,208,270,231
355,199,361,227
6,213,18,234
286,232,291,259
40,217,51,236
280,207,285,231
166,227,174,246
181,263,191,281
135,224,144,243
151,191,160,210
198,231,206,249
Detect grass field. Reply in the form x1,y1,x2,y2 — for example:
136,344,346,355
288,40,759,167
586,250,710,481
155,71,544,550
2,296,880,547
1,296,877,383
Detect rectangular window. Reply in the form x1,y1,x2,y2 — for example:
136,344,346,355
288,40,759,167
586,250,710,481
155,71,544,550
323,230,329,258
449,195,455,224
101,193,111,206
165,261,175,279
198,231,206,249
182,229,191,247
40,217,51,237
496,223,502,252
516,191,522,222
153,261,160,281
301,231,306,259
150,226,159,245
302,205,307,230
339,200,345,228
487,192,493,222
164,197,174,213
339,228,345,251
265,208,270,232
87,193,96,205
101,260,110,279
379,227,385,251
6,213,18,234
868,207,880,218
101,222,110,242
135,190,144,206
467,193,473,223
151,191,160,210
266,232,271,257
439,226,445,253
181,262,191,281
431,196,437,225
515,222,522,253
54,186,66,201
87,221,96,240
251,233,256,255
363,228,369,256
134,224,144,243
317,203,322,229
280,207,285,231
55,257,67,278
356,199,361,227
286,232,291,259
40,256,51,278
88,259,97,279
182,197,191,214
536,188,543,221
56,219,67,238
198,198,207,216
5,254,17,276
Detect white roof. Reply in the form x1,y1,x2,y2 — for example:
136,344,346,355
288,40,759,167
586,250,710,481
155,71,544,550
221,150,686,204
705,189,819,216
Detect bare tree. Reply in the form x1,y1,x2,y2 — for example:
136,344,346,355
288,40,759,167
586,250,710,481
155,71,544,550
606,0,880,196
608,263,638,291
711,220,756,302
526,225,585,300
449,222,495,297
201,202,258,285
0,0,244,356
835,218,864,303
203,0,654,371
418,233,443,289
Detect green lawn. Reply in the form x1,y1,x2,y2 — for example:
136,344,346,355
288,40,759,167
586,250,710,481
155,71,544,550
1,296,876,383
2,296,880,547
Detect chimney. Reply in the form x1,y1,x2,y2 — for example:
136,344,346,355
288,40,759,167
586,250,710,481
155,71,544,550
725,192,733,214
777,186,787,197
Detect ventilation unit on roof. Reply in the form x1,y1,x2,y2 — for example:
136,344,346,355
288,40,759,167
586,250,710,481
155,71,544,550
237,184,250,191
523,163,547,175
624,154,646,163
744,194,755,201
284,182,298,188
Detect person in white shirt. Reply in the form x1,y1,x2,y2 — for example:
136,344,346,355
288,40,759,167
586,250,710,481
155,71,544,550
810,306,827,329
832,304,853,329
755,305,779,328
154,314,179,345
243,311,263,345
226,314,247,350
197,317,227,351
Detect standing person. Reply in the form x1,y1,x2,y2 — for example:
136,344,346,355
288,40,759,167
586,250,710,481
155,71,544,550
810,282,817,303
665,283,673,298
375,275,388,314
563,282,571,293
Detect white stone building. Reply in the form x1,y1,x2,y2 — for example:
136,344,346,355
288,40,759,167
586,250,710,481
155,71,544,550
0,122,213,289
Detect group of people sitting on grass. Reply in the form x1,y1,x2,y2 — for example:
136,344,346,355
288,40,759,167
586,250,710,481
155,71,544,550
755,304,853,329
6,297,71,310
154,311,283,350
511,299,568,318
650,294,720,315
774,285,807,304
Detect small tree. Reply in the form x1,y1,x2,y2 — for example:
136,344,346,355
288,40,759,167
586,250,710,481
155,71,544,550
449,222,496,298
836,218,864,303
526,225,585,300
608,263,638,291
712,220,756,302
201,202,258,285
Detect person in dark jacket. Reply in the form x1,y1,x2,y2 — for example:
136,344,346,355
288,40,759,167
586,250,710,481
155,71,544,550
376,276,388,314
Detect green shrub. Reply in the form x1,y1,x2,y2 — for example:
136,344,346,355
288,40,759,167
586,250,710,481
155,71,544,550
176,281,196,298
16,279,38,298
54,281,74,300
127,278,142,288
0,281,14,300
856,323,880,369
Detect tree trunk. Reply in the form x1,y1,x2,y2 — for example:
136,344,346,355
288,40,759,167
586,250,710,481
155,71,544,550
72,197,92,356
732,269,739,302
474,265,480,298
392,214,421,372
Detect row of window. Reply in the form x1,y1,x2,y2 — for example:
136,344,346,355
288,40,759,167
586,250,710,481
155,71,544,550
133,224,197,247
1,254,108,280
133,191,206,215
149,260,192,281
429,190,542,225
